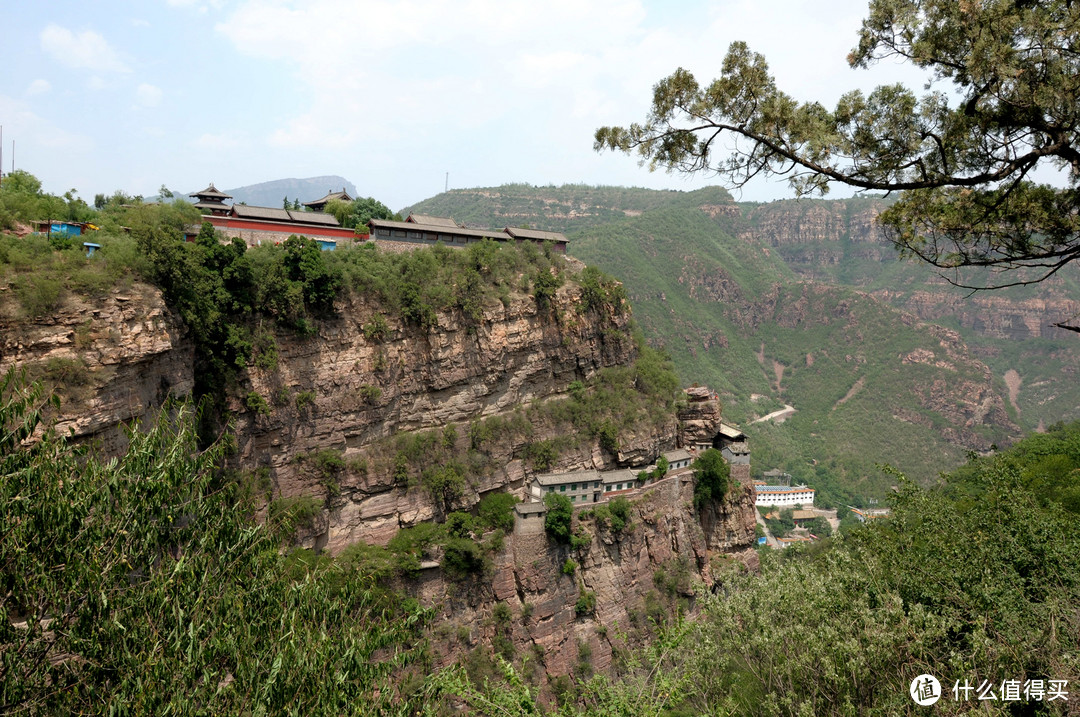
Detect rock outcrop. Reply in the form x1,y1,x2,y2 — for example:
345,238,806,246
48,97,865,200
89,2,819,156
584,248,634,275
418,471,757,682
0,283,194,453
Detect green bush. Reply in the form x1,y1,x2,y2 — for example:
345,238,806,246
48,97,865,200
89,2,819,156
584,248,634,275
359,384,382,404
477,492,518,533
609,496,632,532
0,379,431,714
245,391,271,417
692,448,730,508
492,602,512,626
562,558,578,575
544,493,573,544
575,590,596,616
442,537,487,581
524,439,559,471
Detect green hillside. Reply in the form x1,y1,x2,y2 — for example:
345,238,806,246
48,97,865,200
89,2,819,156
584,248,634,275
569,207,1017,505
400,184,734,233
397,183,1076,504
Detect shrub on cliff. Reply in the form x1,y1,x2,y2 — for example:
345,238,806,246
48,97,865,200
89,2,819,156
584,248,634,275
477,492,518,533
0,372,430,713
692,448,730,508
543,493,573,544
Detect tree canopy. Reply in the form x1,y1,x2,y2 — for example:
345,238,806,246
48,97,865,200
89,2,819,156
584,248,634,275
595,0,1080,310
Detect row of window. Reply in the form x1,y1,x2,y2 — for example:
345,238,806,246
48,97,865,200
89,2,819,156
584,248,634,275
544,481,634,494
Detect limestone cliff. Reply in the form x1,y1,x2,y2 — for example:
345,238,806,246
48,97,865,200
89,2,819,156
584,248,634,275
416,471,757,681
0,283,194,453
238,276,664,551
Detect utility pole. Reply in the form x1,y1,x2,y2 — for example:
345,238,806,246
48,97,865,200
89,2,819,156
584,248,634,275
445,172,448,193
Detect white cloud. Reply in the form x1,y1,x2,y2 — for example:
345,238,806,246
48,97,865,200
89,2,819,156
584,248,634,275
136,83,163,107
40,24,131,73
191,132,244,150
0,94,94,152
131,18,151,27
26,79,52,96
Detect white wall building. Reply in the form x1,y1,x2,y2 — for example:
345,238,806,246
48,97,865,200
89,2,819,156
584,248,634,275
754,484,815,507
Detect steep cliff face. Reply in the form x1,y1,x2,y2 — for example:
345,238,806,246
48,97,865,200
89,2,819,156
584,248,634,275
417,472,757,681
238,278,662,550
0,283,194,452
876,288,1080,341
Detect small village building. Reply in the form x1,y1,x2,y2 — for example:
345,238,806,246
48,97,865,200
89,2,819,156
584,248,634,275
529,469,602,504
662,449,693,471
31,220,97,237
83,242,101,256
762,468,792,485
717,423,750,465
303,189,354,212
777,536,815,549
513,501,548,535
189,184,232,216
790,509,818,526
602,468,640,496
754,484,815,507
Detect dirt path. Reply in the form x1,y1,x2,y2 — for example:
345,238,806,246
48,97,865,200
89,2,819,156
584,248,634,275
1004,369,1022,415
752,404,796,424
833,376,865,410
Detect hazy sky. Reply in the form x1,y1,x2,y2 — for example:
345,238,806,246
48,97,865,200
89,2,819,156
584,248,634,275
3,0,932,211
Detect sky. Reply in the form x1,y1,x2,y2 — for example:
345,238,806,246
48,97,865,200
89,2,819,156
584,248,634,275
2,0,935,212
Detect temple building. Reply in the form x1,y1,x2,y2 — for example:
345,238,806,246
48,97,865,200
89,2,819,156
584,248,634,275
303,189,354,212
189,184,232,216
188,182,363,249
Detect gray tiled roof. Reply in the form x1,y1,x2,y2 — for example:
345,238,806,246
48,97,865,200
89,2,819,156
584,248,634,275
504,226,570,244
532,469,600,487
190,183,231,199
514,502,548,515
663,449,692,463
718,423,746,439
406,214,459,227
304,189,353,207
369,218,509,240
230,204,341,227
602,469,638,485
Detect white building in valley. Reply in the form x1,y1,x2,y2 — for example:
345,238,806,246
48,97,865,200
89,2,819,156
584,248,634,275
754,484,815,507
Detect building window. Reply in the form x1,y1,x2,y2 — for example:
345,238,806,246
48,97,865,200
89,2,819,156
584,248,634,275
594,482,600,488
605,486,612,492
559,485,565,492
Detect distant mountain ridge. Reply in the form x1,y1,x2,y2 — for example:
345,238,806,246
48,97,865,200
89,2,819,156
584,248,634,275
220,176,359,209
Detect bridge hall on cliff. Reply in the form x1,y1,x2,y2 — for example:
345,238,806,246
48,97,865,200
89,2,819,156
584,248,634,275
514,386,750,533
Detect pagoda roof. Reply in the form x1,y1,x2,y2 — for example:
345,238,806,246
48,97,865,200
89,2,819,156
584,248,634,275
189,183,232,200
304,189,354,208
